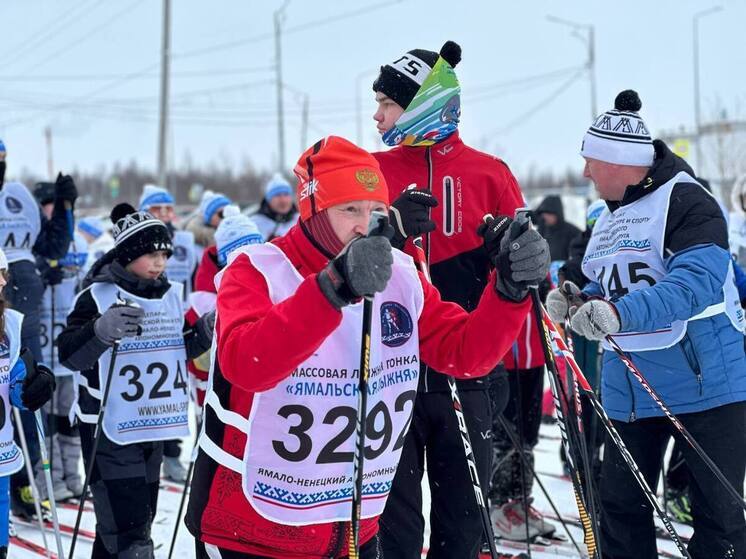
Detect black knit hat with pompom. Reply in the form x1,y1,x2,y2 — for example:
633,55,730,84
372,40,461,110
110,202,173,265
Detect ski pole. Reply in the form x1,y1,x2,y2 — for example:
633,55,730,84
49,283,56,477
69,340,120,559
167,435,199,559
410,215,499,559
508,209,599,558
349,211,389,558
12,407,51,558
33,410,65,559
509,345,531,559
494,414,584,558
542,308,692,558
605,333,746,511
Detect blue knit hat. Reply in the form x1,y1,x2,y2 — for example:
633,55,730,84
139,184,174,211
199,190,231,225
215,205,263,265
0,139,6,158
77,216,104,239
264,173,293,202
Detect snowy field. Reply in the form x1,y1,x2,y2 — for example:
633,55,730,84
12,421,695,558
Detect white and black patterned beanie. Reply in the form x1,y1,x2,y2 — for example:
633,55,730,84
581,90,654,166
110,203,173,265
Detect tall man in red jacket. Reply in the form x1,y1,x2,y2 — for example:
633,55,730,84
371,41,527,557
185,136,549,558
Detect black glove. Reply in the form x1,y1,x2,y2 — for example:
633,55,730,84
94,303,145,345
195,309,216,346
388,187,438,250
477,214,513,263
42,264,64,287
493,216,550,302
54,172,78,205
19,349,55,411
317,222,394,310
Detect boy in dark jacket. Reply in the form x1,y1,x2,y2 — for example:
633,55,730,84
57,203,214,558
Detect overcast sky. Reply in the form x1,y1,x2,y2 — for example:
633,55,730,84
1,0,744,184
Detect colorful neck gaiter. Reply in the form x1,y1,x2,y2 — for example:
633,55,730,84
382,56,461,147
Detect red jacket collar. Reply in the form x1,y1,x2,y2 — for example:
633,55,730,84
272,223,329,277
394,131,465,164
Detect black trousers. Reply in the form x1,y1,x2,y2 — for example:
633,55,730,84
379,389,493,559
79,422,163,558
195,535,382,558
490,366,544,504
600,402,746,559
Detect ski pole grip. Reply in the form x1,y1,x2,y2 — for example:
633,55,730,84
514,207,540,289
367,210,392,239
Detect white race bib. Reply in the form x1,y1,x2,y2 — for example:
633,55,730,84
166,230,197,302
89,283,190,444
0,183,41,264
0,310,25,476
583,172,743,351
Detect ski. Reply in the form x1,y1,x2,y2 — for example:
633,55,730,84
15,515,97,541
10,534,57,558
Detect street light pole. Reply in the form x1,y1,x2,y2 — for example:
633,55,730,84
693,6,723,174
547,15,596,121
157,0,171,189
274,0,290,172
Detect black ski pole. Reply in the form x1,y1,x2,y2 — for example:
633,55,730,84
509,349,531,559
69,339,120,559
495,414,584,558
543,308,692,558
509,209,599,558
349,211,389,558
409,223,500,559
605,334,746,511
167,443,197,559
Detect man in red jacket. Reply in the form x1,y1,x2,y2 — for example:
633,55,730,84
185,136,549,558
371,41,529,557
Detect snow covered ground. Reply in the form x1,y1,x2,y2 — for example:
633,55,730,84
12,421,694,558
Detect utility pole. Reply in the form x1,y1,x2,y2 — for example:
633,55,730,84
157,0,171,190
274,0,290,172
547,15,596,121
300,93,309,153
44,126,54,179
355,68,380,148
693,6,723,175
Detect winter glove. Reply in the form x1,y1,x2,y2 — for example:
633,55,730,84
195,309,216,346
41,264,64,287
94,303,145,345
546,281,587,323
54,172,78,205
388,186,438,250
19,349,55,411
569,299,621,341
477,214,513,263
317,216,394,310
492,219,551,302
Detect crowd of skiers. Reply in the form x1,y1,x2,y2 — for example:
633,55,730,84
0,38,745,559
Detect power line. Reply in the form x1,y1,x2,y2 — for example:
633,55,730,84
22,0,147,74
0,65,275,82
3,0,101,69
493,69,586,135
171,0,402,61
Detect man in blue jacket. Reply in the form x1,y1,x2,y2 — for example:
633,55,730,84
548,90,746,559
